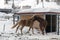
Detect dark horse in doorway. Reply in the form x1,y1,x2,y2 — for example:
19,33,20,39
12,15,47,35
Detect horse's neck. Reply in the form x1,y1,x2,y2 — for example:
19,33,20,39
36,17,44,22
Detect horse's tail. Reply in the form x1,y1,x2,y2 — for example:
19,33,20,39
11,20,21,29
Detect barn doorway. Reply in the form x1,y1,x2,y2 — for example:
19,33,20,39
46,15,57,33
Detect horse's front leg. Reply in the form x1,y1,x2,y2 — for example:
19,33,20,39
15,26,19,33
40,27,45,35
32,26,34,34
30,22,34,34
42,26,47,35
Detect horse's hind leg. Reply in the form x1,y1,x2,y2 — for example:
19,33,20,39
26,27,34,34
15,26,19,33
20,25,24,35
32,26,34,34
26,23,34,34
31,22,34,34
26,27,31,33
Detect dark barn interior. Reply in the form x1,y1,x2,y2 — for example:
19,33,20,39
46,15,57,33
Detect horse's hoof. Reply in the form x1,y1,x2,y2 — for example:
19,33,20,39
42,33,44,35
37,32,40,34
32,33,35,34
26,32,29,34
29,34,32,36
16,34,20,36
21,33,23,35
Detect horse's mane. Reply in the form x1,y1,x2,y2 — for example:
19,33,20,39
31,15,45,22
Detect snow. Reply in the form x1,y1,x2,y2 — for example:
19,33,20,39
0,0,60,40
0,33,60,40
0,1,60,39
0,12,13,17
17,8,60,13
0,0,5,8
0,0,60,9
15,2,60,13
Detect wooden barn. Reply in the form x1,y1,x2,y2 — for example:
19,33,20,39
13,12,60,35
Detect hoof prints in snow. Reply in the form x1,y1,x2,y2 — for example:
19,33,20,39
0,33,60,40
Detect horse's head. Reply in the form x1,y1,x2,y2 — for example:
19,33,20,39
33,15,40,20
28,15,44,22
32,15,45,22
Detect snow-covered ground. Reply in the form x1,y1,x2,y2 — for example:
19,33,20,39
0,33,60,40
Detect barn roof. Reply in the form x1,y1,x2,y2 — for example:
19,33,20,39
0,9,12,13
15,8,60,15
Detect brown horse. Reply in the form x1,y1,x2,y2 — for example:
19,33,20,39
12,15,47,35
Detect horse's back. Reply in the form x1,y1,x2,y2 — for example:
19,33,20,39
20,20,26,26
20,19,31,26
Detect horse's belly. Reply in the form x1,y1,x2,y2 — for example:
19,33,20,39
33,21,40,29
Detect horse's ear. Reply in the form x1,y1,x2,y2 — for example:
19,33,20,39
33,14,36,16
32,15,35,17
30,15,34,18
31,14,36,18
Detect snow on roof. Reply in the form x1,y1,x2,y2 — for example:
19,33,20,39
0,12,13,16
16,8,60,13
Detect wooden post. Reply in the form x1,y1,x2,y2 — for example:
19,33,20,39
3,24,5,32
57,15,59,35
51,15,52,32
17,15,20,22
13,14,15,25
41,0,44,8
36,0,39,5
57,14,59,35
